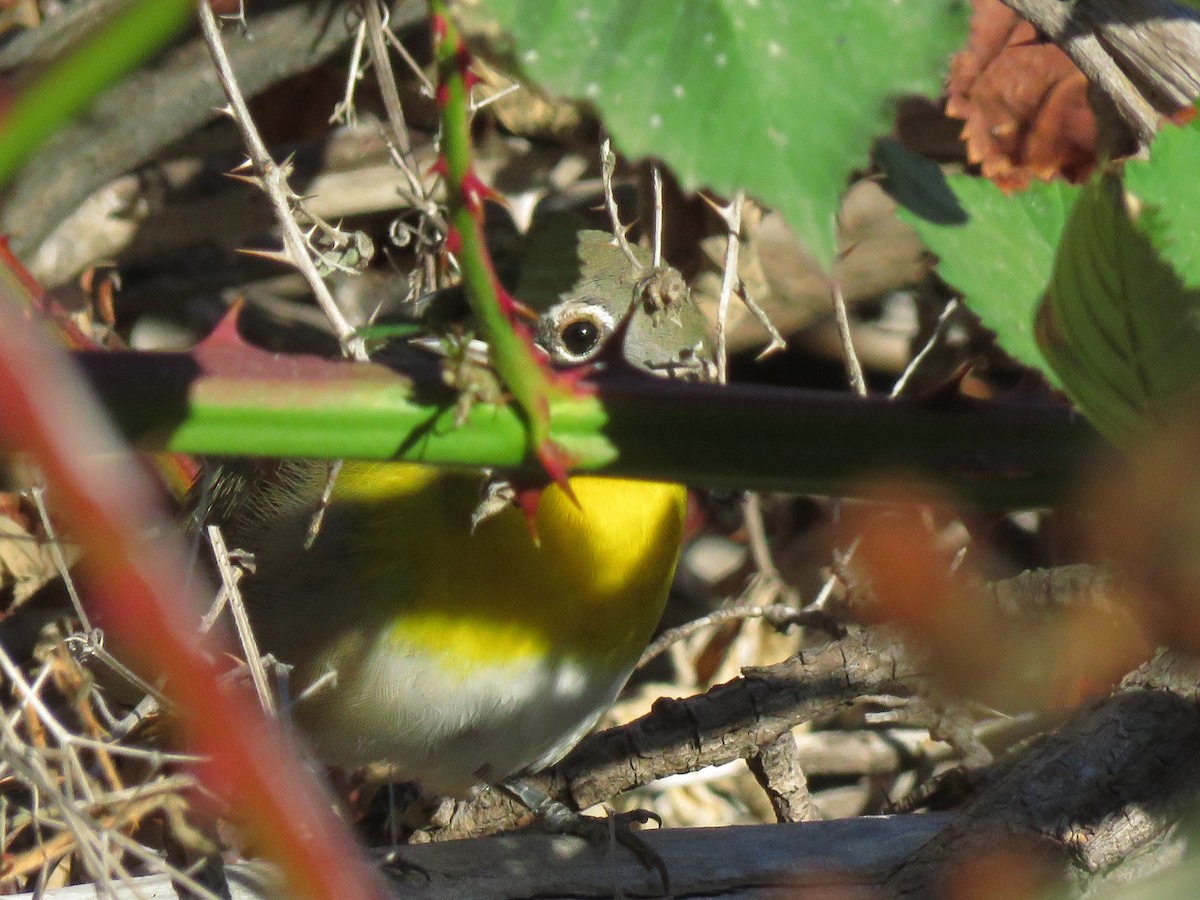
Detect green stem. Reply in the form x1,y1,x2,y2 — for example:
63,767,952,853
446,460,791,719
76,348,1104,508
430,1,574,480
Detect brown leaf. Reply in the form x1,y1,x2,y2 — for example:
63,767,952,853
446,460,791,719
947,0,1097,191
0,512,69,611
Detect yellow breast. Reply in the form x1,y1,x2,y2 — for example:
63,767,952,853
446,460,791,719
332,463,686,674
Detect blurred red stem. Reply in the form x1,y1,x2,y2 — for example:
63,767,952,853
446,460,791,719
0,278,385,896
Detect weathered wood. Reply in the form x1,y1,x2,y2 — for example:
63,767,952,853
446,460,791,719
417,628,924,842
886,652,1200,897
15,815,952,900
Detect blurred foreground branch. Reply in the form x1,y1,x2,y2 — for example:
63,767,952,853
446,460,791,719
0,0,426,259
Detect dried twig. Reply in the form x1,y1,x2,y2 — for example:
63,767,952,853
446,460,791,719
362,0,426,204
651,165,664,268
600,138,641,269
747,732,821,823
205,525,274,716
638,599,825,669
0,640,206,894
27,484,89,631
831,281,868,397
741,491,780,581
705,191,786,383
196,0,367,360
709,190,743,385
330,17,368,127
890,298,959,398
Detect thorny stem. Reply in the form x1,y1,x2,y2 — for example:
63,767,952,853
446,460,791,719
431,2,578,485
197,0,367,361
0,196,386,898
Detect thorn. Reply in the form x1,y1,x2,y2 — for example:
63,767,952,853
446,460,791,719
431,12,449,43
237,247,297,268
754,337,788,361
197,299,249,349
513,485,543,545
555,365,598,396
510,300,539,323
225,171,264,188
700,191,741,230
536,439,577,505
461,171,501,213
452,40,470,71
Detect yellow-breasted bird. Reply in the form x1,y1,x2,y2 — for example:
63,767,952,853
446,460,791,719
210,226,713,798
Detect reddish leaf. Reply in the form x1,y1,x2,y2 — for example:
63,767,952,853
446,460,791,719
947,0,1097,191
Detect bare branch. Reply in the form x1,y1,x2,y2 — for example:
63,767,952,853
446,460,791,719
196,0,367,360
205,525,275,716
831,281,868,397
600,138,642,269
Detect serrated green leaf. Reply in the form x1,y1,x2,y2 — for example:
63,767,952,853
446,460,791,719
1039,176,1200,445
884,141,1077,388
1124,108,1200,289
473,0,968,271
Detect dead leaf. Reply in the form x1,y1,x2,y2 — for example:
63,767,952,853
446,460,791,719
947,0,1097,191
0,512,74,611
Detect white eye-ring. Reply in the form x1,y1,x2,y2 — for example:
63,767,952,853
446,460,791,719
538,301,617,365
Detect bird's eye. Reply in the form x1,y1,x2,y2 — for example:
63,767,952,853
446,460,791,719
559,316,603,358
538,301,615,365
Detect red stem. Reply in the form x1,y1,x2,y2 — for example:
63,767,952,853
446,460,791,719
0,285,386,894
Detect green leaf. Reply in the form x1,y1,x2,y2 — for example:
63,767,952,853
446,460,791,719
1038,176,1200,445
1124,108,1200,289
885,142,1077,388
474,0,969,271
